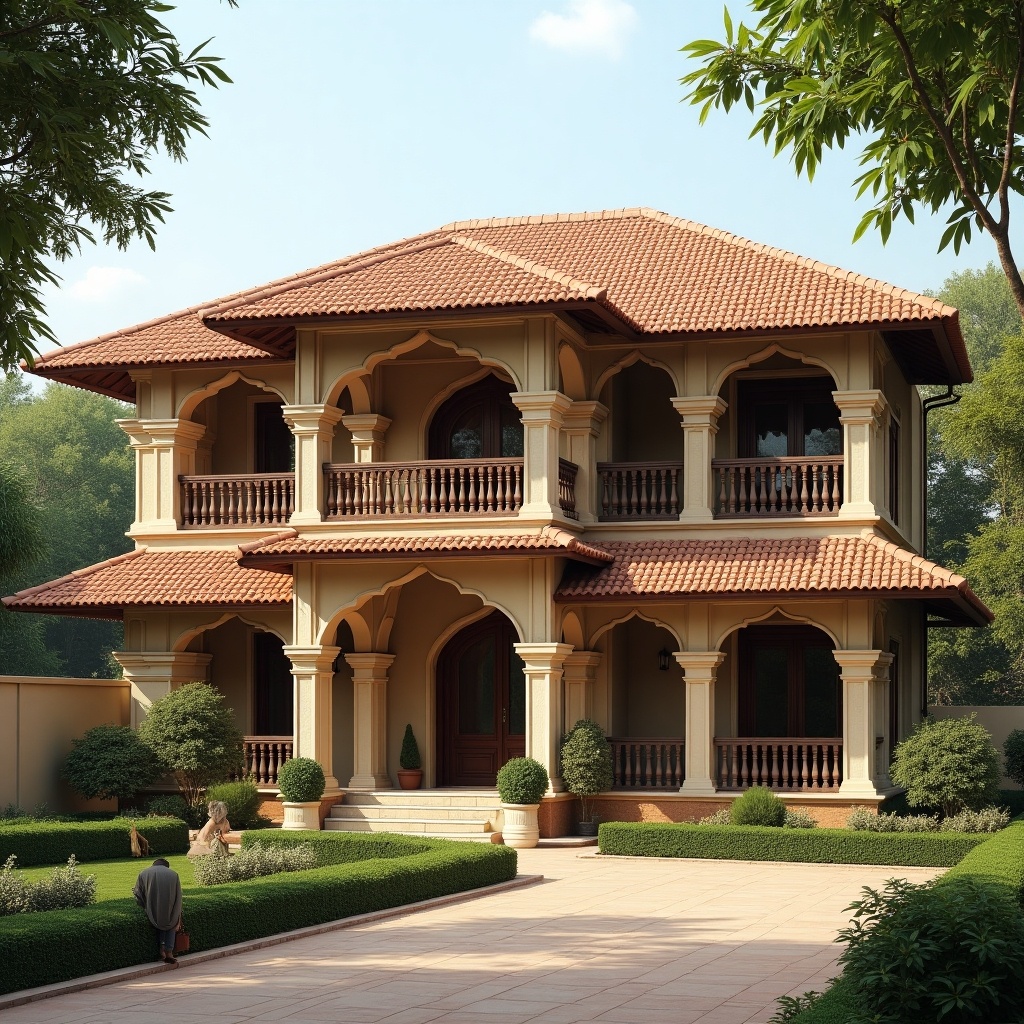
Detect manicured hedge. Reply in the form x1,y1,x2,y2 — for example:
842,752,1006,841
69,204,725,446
597,822,987,866
240,829,431,864
0,817,189,867
0,832,517,995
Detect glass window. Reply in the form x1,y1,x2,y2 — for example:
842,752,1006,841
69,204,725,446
429,375,523,460
754,403,789,458
803,401,842,457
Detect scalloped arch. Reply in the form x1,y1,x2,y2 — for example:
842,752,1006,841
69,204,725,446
712,342,840,397
177,370,288,419
589,609,682,649
594,350,679,399
172,611,288,651
713,606,840,650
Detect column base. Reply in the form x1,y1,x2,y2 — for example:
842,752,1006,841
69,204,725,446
839,779,883,798
288,510,325,526
348,773,393,790
679,780,718,797
676,510,715,524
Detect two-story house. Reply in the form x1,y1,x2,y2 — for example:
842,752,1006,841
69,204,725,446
5,209,990,835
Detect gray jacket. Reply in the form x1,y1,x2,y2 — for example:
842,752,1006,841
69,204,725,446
133,864,182,931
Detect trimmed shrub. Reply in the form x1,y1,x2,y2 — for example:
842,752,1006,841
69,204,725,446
400,724,421,771
277,758,326,803
205,780,261,829
890,714,1001,815
560,720,613,822
846,807,939,832
62,725,162,804
730,786,786,827
138,682,243,807
783,809,818,829
941,806,1011,833
192,841,317,885
1005,728,1024,788
240,828,430,864
0,833,517,994
496,757,548,805
597,821,986,866
0,817,188,867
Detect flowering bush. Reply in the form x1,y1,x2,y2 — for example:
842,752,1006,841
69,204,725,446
0,855,96,915
191,841,318,886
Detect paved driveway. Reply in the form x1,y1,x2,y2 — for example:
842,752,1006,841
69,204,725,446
4,849,939,1024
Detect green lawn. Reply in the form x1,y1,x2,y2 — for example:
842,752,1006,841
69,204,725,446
20,854,198,902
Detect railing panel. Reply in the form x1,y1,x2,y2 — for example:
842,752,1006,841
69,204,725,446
324,459,524,518
180,474,295,528
558,458,579,520
598,461,683,520
714,737,843,790
712,457,843,517
608,736,684,789
236,735,294,787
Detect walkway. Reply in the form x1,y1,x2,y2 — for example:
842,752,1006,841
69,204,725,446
4,849,939,1024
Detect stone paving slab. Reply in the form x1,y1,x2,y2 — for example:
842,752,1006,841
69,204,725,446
0,849,940,1024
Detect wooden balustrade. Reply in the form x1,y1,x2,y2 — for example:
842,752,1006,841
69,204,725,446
714,737,843,790
238,735,294,786
324,459,524,517
180,474,295,528
598,461,683,520
558,458,579,520
712,457,843,517
608,737,685,789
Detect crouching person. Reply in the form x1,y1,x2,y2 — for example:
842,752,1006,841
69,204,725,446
133,858,183,964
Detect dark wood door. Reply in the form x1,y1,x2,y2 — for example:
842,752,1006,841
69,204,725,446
254,401,294,473
437,612,525,786
253,631,293,736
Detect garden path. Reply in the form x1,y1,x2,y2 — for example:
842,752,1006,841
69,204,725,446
3,848,939,1024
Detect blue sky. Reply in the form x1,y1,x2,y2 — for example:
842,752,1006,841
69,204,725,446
39,0,1000,355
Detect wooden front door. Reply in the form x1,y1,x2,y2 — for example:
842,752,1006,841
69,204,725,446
437,612,525,786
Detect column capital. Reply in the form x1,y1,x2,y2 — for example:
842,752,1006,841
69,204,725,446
562,400,609,434
282,404,345,434
344,652,396,678
113,650,212,684
832,648,893,680
513,641,573,670
562,650,602,676
671,395,728,426
511,390,573,424
673,651,726,681
117,417,207,448
832,389,887,425
285,645,341,674
341,413,392,438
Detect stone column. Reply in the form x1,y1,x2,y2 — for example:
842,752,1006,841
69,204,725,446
671,397,728,523
113,651,212,729
561,401,608,524
514,642,572,793
282,405,344,525
286,645,342,794
117,418,207,533
344,652,395,790
342,413,391,463
834,649,893,798
675,651,726,795
563,650,601,728
833,390,886,518
511,391,572,518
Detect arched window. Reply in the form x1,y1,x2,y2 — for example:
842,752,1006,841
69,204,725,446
428,375,523,460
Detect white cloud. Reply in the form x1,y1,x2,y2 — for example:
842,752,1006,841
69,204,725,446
529,0,638,59
67,266,147,303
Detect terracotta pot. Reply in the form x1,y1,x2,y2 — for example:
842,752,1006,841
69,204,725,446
396,768,423,790
501,803,540,848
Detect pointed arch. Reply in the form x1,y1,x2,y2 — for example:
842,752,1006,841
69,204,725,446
177,370,289,420
589,609,682,649
713,606,841,650
594,350,679,399
711,342,840,398
172,611,289,651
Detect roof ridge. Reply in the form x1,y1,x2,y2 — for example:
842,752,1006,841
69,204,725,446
237,528,298,556
450,234,608,299
442,207,648,231
1,547,146,605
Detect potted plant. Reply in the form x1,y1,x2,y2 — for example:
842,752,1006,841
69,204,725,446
277,757,325,830
397,724,423,790
496,756,549,849
561,719,613,836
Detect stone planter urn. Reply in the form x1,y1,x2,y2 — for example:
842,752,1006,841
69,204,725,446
281,800,321,830
500,802,541,848
496,756,549,850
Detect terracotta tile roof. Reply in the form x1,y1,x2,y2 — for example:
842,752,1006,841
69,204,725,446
237,527,613,568
199,208,968,382
554,535,991,624
2,548,292,618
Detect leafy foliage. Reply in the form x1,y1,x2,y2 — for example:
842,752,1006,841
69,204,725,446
0,0,233,369
0,855,96,916
137,682,242,807
204,780,262,830
890,714,1001,815
768,991,824,1024
146,795,197,825
1005,729,1024,787
0,816,187,866
782,808,818,829
62,724,161,803
847,806,939,832
276,757,325,803
496,757,549,805
191,840,317,886
838,877,1024,1024
730,785,787,827
560,719,613,822
681,1,1024,313
399,724,421,770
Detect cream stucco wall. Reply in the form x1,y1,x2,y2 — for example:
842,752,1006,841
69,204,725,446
928,706,1024,789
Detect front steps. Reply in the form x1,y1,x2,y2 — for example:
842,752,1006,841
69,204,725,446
325,789,502,842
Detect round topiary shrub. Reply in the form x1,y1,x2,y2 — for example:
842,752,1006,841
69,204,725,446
1004,729,1024,789
730,786,787,827
496,757,549,805
277,758,326,803
890,714,1001,816
560,719,613,823
62,724,162,804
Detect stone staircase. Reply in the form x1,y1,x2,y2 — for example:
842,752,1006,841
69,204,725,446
325,789,503,841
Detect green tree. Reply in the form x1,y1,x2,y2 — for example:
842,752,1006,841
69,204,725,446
681,2,1024,315
137,682,243,808
0,0,233,370
0,374,133,677
62,723,161,803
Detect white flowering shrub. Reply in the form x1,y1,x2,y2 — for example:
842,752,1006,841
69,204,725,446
192,840,318,886
783,809,818,829
698,808,732,825
939,807,1010,833
846,807,939,832
0,855,96,915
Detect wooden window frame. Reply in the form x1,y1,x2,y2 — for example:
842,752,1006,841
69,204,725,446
736,376,842,459
427,374,520,460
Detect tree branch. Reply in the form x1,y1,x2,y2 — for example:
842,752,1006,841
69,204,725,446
996,3,1024,231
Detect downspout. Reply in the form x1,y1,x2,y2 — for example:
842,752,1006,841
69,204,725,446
920,384,961,716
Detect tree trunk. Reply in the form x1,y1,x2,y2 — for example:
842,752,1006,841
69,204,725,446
990,225,1024,321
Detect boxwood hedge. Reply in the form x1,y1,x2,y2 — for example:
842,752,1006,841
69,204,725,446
0,817,189,867
597,822,987,866
0,832,517,995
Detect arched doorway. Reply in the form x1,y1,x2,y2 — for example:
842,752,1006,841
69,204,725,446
436,610,525,786
428,374,523,460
